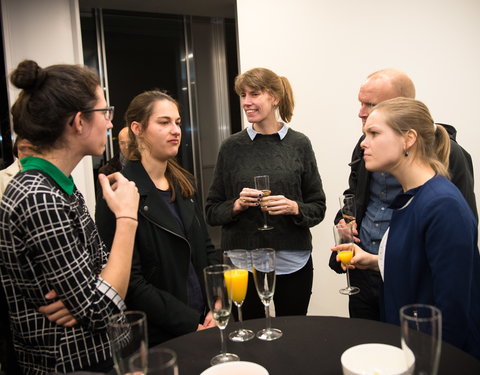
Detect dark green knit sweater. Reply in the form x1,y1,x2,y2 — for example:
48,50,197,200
205,128,326,251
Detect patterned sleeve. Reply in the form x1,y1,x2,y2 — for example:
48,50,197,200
9,187,125,330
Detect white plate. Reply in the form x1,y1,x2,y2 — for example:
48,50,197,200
341,343,414,375
200,361,269,375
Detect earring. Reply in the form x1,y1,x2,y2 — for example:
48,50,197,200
404,150,409,157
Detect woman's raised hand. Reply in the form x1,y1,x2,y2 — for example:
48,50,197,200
98,172,139,219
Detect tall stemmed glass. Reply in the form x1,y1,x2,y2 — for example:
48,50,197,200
339,194,356,226
333,224,360,295
254,175,273,231
251,248,282,341
223,250,255,342
203,264,240,365
107,311,148,375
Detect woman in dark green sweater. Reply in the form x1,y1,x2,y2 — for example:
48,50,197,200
205,67,326,318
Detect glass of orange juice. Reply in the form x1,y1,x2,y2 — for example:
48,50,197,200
333,224,360,295
223,250,255,342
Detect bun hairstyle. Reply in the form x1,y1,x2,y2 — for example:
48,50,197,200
10,60,100,151
234,67,295,123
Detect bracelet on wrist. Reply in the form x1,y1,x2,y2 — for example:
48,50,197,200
115,216,138,222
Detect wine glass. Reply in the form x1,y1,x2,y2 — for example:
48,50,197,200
223,250,255,342
333,224,360,295
254,175,273,231
251,248,282,341
107,311,148,375
339,194,356,226
129,347,179,375
203,264,240,365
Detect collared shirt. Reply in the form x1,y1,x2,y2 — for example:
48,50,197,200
0,157,124,374
359,172,402,254
21,156,75,194
246,123,289,140
247,123,310,275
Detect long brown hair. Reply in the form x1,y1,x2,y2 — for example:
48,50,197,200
234,67,295,123
373,97,450,177
124,90,195,199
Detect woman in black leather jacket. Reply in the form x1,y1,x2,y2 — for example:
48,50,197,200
95,90,219,346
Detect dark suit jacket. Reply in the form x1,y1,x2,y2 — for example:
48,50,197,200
95,160,219,346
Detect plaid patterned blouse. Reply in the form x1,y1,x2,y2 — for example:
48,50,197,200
0,159,125,375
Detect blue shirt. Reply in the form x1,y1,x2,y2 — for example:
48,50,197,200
359,172,402,254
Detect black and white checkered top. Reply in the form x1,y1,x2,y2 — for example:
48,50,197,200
0,169,126,374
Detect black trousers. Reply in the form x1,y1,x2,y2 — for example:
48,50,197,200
347,268,382,321
240,256,313,320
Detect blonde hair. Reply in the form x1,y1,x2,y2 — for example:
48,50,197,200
373,97,450,177
124,90,195,199
234,67,295,123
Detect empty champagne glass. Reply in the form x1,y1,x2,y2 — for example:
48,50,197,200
251,248,282,341
107,311,148,375
339,194,356,226
203,264,240,365
254,175,273,231
400,304,442,375
129,347,179,375
333,224,360,295
223,250,255,342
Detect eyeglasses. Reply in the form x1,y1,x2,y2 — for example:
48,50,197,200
82,106,115,122
69,106,115,125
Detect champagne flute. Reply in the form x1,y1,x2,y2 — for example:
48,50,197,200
251,248,282,341
223,250,255,342
339,194,356,226
129,347,179,375
107,311,148,375
203,264,240,365
400,304,442,375
254,175,273,231
333,224,360,295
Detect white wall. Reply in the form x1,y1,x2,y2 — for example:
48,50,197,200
1,0,96,214
236,0,480,317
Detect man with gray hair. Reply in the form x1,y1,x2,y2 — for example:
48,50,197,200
330,68,477,320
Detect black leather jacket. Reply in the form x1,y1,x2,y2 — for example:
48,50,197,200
96,160,220,345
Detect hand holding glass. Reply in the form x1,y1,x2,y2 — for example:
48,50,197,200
254,175,273,231
203,264,240,365
107,311,148,375
251,248,282,341
333,224,360,295
223,250,255,342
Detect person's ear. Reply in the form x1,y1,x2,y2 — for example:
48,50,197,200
405,129,417,149
70,112,85,134
130,121,142,136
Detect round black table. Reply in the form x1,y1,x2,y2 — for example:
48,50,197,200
159,315,480,374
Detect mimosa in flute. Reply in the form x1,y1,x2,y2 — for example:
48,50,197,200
223,250,255,342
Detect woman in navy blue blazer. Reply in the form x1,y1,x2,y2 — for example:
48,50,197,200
332,97,480,359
